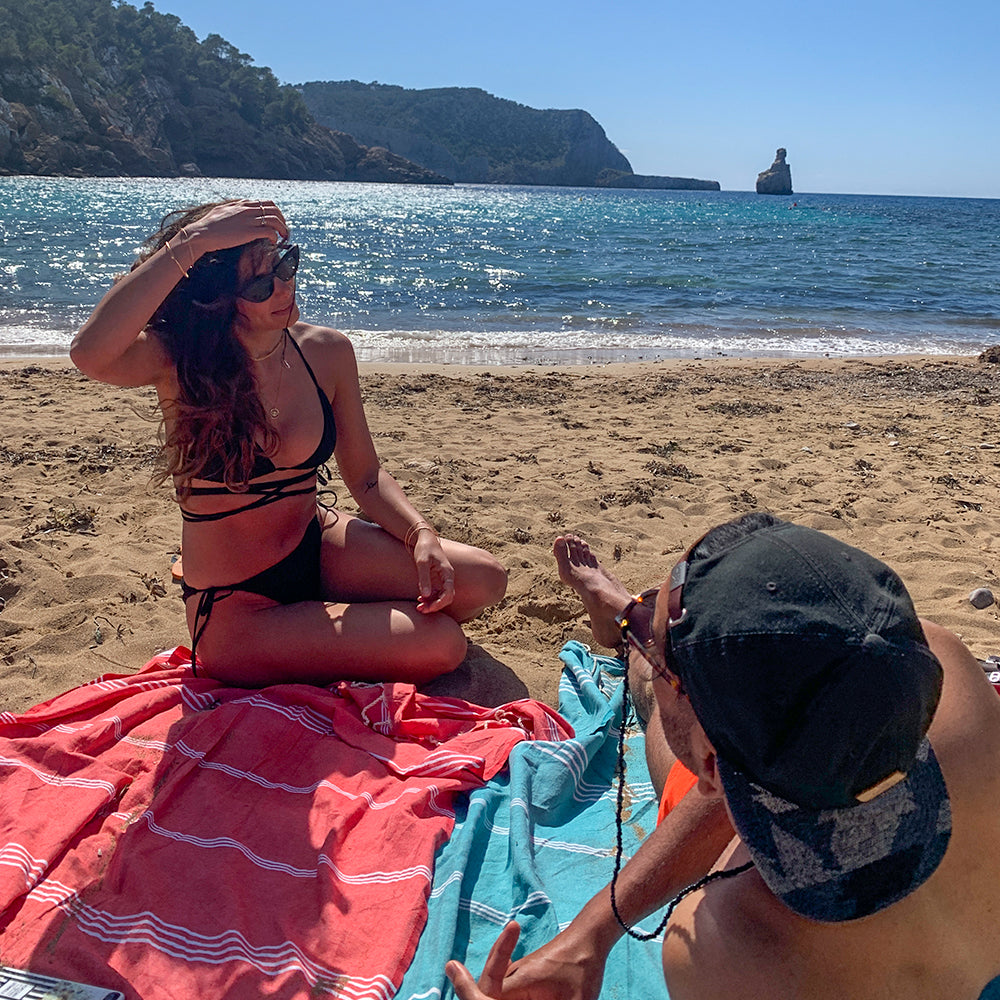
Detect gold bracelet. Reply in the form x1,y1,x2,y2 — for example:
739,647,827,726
165,235,190,279
180,227,195,272
404,521,436,550
404,520,437,551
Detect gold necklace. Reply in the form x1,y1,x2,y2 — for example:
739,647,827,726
263,331,290,419
250,330,285,362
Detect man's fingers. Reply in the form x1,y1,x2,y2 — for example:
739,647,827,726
479,921,521,995
444,922,521,999
446,960,487,999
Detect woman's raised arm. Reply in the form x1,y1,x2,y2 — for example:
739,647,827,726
70,200,288,387
71,227,199,387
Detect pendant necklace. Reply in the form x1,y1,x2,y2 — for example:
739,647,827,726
262,330,290,419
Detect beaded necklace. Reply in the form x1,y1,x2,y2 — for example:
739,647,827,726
609,664,753,941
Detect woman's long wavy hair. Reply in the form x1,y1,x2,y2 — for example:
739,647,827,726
139,201,280,493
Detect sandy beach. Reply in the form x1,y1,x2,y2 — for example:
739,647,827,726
1,354,998,714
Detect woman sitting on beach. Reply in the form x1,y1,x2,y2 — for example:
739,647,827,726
71,199,507,686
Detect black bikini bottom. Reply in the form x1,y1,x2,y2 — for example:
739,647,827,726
181,516,322,673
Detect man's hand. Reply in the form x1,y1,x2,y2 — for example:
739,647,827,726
500,923,606,1000
445,921,521,1000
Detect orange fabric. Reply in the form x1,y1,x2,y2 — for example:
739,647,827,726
657,759,699,824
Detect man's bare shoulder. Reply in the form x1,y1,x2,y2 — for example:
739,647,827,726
662,871,990,1000
662,866,786,1000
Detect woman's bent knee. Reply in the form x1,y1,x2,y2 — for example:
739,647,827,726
480,554,508,605
454,549,508,620
408,614,468,681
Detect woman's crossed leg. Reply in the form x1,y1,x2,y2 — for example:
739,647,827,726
186,508,507,687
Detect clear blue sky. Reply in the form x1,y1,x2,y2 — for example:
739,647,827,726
154,0,998,198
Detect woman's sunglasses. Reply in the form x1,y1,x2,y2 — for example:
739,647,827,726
237,244,300,302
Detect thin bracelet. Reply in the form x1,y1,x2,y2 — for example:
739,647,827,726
181,228,195,273
404,521,437,551
404,521,437,550
165,232,190,279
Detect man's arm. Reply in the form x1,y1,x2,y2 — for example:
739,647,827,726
498,791,733,1000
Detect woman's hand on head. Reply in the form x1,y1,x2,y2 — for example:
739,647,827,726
412,533,456,614
185,200,290,254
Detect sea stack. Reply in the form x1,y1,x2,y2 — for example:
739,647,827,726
756,148,793,195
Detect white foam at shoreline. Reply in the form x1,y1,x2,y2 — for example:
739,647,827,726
2,324,980,367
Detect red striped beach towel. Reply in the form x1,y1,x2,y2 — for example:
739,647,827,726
0,646,571,999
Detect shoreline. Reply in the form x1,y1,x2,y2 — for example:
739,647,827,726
2,353,998,713
0,345,991,366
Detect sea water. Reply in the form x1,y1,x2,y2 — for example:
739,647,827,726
1,176,997,363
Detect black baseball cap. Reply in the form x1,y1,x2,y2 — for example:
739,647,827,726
667,518,952,921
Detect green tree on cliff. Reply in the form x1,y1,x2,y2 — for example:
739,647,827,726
0,0,312,135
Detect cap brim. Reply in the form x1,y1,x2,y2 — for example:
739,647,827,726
717,737,952,922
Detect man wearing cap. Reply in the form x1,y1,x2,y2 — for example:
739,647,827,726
447,513,1000,1000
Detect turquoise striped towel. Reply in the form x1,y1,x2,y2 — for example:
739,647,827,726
399,640,667,999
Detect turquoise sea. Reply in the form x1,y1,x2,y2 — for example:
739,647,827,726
1,176,998,363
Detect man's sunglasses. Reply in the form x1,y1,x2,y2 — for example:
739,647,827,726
237,244,300,302
609,531,754,942
615,545,695,694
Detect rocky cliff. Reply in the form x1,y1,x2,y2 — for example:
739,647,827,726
0,69,448,182
756,147,793,195
298,81,635,187
0,0,449,183
595,169,720,191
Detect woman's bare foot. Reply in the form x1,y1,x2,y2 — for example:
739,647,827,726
553,534,632,650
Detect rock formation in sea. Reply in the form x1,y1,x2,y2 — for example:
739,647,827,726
756,148,793,195
595,169,720,191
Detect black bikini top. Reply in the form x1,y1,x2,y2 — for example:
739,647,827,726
178,332,337,523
